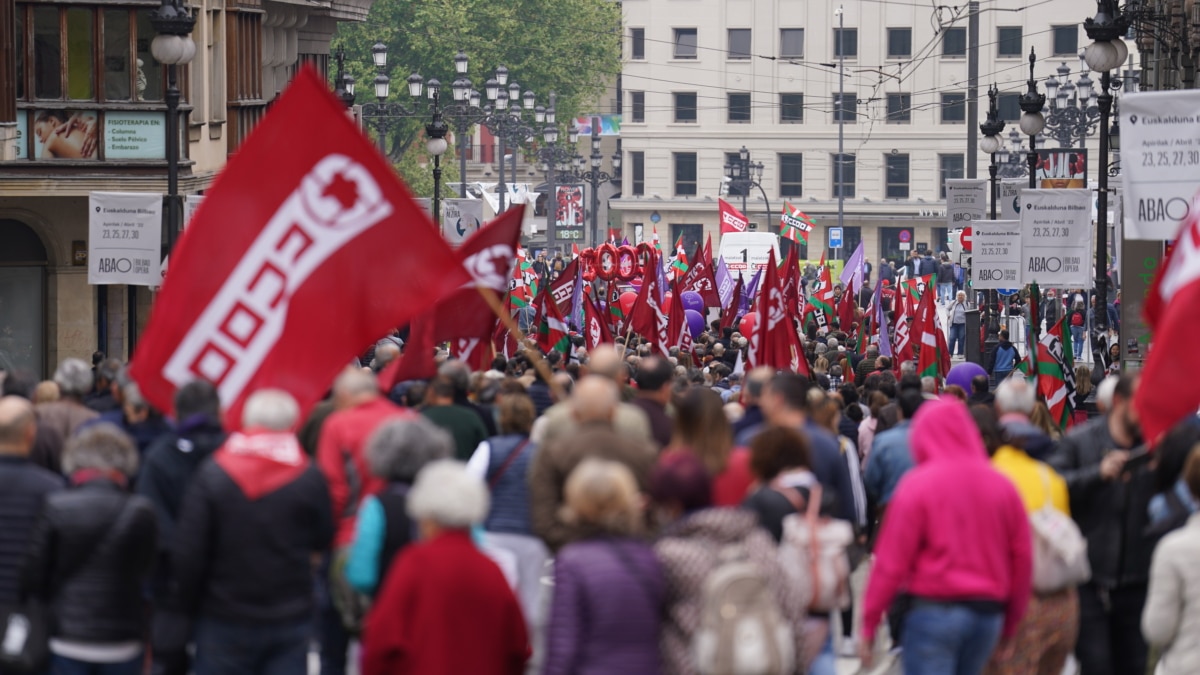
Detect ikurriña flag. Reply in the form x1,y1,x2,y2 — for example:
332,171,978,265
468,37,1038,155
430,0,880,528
129,66,469,427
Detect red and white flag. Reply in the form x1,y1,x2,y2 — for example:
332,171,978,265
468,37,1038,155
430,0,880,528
1136,193,1200,444
667,280,695,357
628,250,670,356
750,249,808,375
129,67,469,427
582,293,613,351
719,198,749,235
680,235,721,307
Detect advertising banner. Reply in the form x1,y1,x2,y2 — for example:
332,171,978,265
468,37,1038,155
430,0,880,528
104,111,166,159
1120,90,1200,240
441,199,483,247
1019,189,1094,288
971,220,1023,289
31,110,99,160
556,185,584,239
1035,148,1087,188
946,179,988,227
88,191,163,286
1000,178,1024,220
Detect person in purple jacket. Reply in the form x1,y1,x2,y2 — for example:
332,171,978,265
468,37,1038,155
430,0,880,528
542,457,664,675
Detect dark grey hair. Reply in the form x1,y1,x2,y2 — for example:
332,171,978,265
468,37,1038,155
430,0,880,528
54,358,93,398
242,389,300,431
366,417,453,482
63,423,138,476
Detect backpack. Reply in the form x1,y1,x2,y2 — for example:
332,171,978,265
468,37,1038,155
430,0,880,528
1029,466,1091,593
777,484,854,613
693,544,795,675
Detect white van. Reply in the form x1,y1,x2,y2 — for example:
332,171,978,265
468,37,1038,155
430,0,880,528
718,232,781,281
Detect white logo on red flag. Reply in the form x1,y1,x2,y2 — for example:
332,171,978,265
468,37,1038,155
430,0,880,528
719,199,749,234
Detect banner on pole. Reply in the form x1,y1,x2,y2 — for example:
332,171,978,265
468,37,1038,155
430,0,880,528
556,185,584,236
441,199,483,247
945,179,987,227
88,191,163,286
971,220,1023,289
1035,148,1087,188
1120,90,1200,240
1000,179,1024,220
1019,189,1094,288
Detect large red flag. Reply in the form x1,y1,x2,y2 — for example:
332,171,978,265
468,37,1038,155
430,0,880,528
628,250,670,356
1136,195,1200,444
582,293,614,351
892,288,913,369
681,236,721,307
128,67,469,427
837,290,857,335
750,249,804,373
912,283,943,388
549,258,581,316
720,275,744,331
719,198,750,235
667,280,695,356
378,207,525,390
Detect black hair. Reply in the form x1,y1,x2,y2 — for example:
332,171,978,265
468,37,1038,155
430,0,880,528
898,389,926,420
634,356,675,391
175,380,221,421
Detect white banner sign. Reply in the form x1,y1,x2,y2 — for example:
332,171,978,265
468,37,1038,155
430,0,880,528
1120,90,1200,240
945,179,987,227
88,191,162,286
971,220,1023,289
184,194,204,227
1000,179,1024,220
441,199,483,247
1019,189,1094,287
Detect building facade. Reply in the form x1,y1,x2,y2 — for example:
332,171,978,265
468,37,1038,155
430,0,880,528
0,0,371,376
612,0,1101,266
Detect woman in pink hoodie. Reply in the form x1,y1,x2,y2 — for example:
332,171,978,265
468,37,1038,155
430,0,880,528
858,398,1032,675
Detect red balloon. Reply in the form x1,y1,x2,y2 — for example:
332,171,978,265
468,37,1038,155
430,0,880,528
619,291,638,316
738,311,758,336
662,291,674,315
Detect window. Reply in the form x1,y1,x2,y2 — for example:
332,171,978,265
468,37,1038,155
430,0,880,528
886,154,910,199
998,92,1021,122
631,28,645,60
887,93,911,123
779,153,803,197
728,93,751,123
834,92,857,123
939,154,965,199
674,28,698,59
780,93,804,123
832,153,856,198
631,151,645,196
998,26,1023,57
943,27,967,57
630,91,645,123
671,224,704,255
887,28,912,58
728,29,751,59
674,152,698,195
941,92,966,123
1053,25,1078,56
780,28,805,58
834,28,858,58
674,92,697,123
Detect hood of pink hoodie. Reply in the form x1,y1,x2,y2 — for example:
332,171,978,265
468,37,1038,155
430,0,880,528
910,397,989,465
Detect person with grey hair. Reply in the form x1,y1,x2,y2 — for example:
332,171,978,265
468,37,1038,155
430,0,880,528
345,417,453,596
22,423,157,673
995,377,1057,461
79,374,172,456
173,389,332,675
36,358,101,468
360,460,530,675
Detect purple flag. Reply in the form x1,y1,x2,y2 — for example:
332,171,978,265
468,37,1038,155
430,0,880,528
715,258,735,309
621,236,630,247
874,280,893,357
840,241,865,294
739,267,763,316
655,249,669,303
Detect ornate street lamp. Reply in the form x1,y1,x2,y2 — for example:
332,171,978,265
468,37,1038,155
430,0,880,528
149,0,196,255
724,147,771,230
979,84,1006,352
1019,48,1047,190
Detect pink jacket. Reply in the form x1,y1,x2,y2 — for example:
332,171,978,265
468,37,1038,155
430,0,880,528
862,398,1032,642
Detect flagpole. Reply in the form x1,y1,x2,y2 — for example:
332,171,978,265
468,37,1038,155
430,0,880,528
474,285,565,401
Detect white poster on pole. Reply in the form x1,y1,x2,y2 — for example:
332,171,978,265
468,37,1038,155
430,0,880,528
946,179,987,227
1120,90,1200,240
88,191,162,286
441,199,483,247
1019,189,1094,288
999,179,1024,220
184,195,204,227
971,220,1023,289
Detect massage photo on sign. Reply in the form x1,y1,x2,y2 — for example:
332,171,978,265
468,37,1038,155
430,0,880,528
32,110,99,159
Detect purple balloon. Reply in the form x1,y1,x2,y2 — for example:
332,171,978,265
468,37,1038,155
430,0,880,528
946,361,988,391
680,290,705,313
685,309,706,339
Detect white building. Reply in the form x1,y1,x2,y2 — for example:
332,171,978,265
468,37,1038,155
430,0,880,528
611,0,1104,267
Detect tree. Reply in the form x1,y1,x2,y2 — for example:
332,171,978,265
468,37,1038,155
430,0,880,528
333,0,621,162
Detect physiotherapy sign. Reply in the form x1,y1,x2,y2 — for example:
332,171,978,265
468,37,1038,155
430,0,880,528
7,109,166,161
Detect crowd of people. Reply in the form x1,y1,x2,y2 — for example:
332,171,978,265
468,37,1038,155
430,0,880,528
0,320,1195,675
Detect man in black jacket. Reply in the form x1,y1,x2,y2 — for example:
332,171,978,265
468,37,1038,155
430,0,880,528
173,390,333,674
0,396,64,606
1049,374,1152,675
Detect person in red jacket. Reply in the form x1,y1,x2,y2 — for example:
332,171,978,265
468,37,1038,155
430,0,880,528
859,397,1032,674
362,459,529,675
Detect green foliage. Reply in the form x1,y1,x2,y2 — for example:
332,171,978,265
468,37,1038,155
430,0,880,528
392,142,460,199
333,0,621,161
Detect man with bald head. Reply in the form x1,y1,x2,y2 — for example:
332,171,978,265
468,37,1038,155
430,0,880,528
0,396,64,607
529,376,657,552
533,345,651,449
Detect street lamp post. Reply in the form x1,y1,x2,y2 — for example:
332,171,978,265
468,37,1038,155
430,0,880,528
724,147,772,240
331,46,356,109
536,120,581,246
1084,0,1131,341
149,0,196,256
359,43,425,157
1019,48,1047,192
574,125,621,248
1043,59,1100,148
979,84,1006,352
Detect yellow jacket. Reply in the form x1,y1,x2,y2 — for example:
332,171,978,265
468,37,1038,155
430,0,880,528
991,445,1070,516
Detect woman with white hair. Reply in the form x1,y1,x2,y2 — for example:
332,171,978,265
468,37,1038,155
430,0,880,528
361,460,530,675
22,424,157,674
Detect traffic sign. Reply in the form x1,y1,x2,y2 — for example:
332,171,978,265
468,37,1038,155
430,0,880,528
997,288,1019,296
829,227,843,248
898,229,912,243
959,226,973,253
